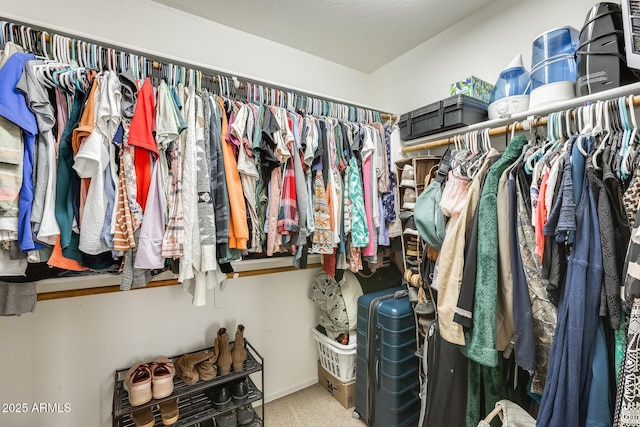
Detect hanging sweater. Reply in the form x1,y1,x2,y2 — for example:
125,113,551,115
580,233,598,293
463,134,527,367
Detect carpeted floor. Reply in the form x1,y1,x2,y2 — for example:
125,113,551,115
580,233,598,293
259,383,367,426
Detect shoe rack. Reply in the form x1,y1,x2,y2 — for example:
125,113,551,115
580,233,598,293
396,155,440,275
111,340,264,427
396,155,440,349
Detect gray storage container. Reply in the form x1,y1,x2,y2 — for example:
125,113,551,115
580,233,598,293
399,94,488,141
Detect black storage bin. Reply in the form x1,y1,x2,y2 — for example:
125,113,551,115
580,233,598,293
398,114,411,140
442,95,489,129
407,100,442,140
398,100,441,141
398,95,487,141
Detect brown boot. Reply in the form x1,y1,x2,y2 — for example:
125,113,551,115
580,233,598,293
130,406,155,427
196,348,219,381
158,398,179,426
231,325,247,372
216,328,232,376
174,351,211,385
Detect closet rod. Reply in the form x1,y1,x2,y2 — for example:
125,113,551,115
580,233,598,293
0,16,396,122
401,93,640,153
36,263,322,301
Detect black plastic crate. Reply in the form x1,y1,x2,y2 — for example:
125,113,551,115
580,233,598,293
442,94,489,129
398,100,441,141
399,95,487,141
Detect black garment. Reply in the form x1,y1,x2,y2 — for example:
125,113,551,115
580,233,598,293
352,125,363,169
509,163,536,373
311,120,324,171
320,120,331,187
542,141,575,306
0,261,65,282
601,151,631,280
81,252,118,270
587,156,622,330
340,121,352,163
422,320,468,427
503,356,540,419
259,107,281,174
453,203,481,330
541,160,567,308
207,97,229,258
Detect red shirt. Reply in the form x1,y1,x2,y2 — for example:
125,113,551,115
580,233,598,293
127,78,157,212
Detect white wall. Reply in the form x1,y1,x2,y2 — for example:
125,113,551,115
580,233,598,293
0,0,375,109
0,1,362,426
0,269,320,426
371,0,605,115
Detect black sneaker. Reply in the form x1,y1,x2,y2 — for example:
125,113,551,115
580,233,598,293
236,404,255,425
214,409,237,427
210,384,232,409
231,378,250,404
198,418,215,427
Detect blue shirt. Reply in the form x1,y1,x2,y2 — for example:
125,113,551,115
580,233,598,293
0,52,42,252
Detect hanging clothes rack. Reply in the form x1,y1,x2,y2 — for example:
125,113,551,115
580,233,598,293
0,16,396,124
401,92,640,153
0,15,361,301
36,263,323,301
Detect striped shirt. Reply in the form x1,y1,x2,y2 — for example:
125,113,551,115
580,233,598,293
113,147,136,251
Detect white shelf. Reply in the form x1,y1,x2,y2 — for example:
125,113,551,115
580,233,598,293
400,81,640,151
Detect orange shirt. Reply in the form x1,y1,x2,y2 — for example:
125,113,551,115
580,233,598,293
217,97,248,250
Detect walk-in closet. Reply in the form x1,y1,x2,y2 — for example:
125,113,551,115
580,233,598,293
1,0,639,426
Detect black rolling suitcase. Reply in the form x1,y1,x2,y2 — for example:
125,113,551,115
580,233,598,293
354,287,420,427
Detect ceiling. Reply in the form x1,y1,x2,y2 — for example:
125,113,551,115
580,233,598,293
152,0,498,73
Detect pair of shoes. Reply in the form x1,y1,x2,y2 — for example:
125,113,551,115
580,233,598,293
175,348,219,385
215,409,237,427
129,398,179,426
124,357,175,406
236,404,256,425
207,378,250,410
205,378,249,410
